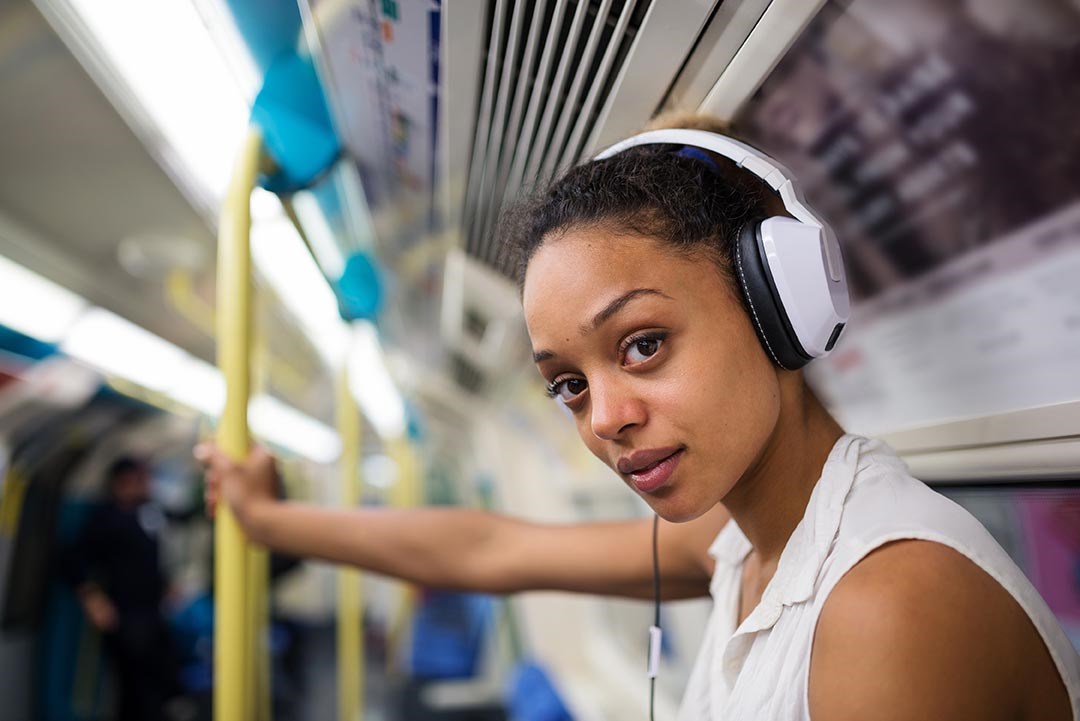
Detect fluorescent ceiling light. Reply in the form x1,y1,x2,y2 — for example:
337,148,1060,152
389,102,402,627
250,394,342,464
290,191,346,278
47,0,363,373
349,322,407,439
172,361,337,464
54,0,257,203
31,1,386,460
250,188,286,224
64,310,336,462
0,254,333,462
170,357,226,417
251,215,349,365
0,254,86,342
61,307,188,391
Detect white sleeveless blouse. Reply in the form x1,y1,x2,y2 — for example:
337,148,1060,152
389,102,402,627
676,434,1080,720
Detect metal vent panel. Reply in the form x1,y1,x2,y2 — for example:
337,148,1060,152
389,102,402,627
460,0,652,271
585,0,726,152
456,0,724,275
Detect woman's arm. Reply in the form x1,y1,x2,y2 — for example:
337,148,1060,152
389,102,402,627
197,444,728,600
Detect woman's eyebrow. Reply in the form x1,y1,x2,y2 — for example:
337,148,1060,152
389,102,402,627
585,288,672,333
532,288,672,364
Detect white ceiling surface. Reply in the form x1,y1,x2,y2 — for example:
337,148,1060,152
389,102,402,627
0,0,215,360
0,0,338,422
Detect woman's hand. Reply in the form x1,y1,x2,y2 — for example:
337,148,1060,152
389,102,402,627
194,442,280,535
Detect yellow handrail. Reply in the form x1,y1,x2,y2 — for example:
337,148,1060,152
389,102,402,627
248,543,270,720
337,363,365,721
214,127,264,721
0,467,27,539
166,268,216,336
250,297,272,721
384,437,420,671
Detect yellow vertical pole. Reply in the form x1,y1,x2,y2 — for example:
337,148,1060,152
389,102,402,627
384,438,420,671
249,313,272,721
214,127,263,721
337,364,364,721
247,543,270,719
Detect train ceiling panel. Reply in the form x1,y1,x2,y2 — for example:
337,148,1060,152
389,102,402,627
0,0,336,424
0,1,216,360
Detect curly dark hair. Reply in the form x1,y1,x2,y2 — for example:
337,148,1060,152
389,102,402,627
498,114,785,289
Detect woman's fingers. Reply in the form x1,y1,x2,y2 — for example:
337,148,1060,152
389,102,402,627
195,445,241,475
195,441,280,521
195,442,234,518
195,442,265,474
193,441,217,465
250,444,272,465
204,470,220,518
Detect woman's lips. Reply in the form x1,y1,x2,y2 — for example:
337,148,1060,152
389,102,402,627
625,449,684,494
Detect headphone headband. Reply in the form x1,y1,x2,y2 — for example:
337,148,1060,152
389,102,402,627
595,128,844,283
594,128,850,365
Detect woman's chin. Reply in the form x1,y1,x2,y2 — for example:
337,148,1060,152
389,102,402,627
646,490,715,524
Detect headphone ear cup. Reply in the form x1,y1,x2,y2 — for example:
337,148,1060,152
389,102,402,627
733,222,813,370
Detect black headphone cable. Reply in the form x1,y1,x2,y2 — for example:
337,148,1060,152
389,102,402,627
649,513,661,721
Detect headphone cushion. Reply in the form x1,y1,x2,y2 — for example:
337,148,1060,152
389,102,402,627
733,222,813,370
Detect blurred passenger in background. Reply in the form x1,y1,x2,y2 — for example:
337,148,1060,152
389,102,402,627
62,456,178,721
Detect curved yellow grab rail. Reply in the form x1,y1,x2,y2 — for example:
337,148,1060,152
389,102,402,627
166,268,216,336
337,364,365,721
214,127,264,721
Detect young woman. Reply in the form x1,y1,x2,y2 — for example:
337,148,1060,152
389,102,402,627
198,115,1079,720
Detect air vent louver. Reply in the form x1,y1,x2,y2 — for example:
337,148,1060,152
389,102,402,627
461,0,654,276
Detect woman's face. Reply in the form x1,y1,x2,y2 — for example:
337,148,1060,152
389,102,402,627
523,227,782,522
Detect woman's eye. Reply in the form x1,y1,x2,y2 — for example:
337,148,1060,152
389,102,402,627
625,336,663,364
548,377,587,402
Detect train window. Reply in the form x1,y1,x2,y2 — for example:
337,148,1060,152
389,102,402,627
733,0,1080,435
937,482,1080,652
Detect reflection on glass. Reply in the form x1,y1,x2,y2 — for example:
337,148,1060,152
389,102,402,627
939,484,1080,652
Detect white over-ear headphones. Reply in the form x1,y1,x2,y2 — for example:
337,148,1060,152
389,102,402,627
595,128,851,370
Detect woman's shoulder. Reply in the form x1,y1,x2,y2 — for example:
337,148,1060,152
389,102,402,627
809,436,1079,720
821,538,1025,631
826,437,1033,616
810,538,1073,721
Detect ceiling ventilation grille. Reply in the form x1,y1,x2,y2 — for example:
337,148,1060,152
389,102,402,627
460,0,654,275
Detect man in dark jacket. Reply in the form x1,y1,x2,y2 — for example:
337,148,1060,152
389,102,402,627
63,456,177,721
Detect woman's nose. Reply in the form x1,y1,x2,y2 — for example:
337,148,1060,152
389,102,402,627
589,379,646,441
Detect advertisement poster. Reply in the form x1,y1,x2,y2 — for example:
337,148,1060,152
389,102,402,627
736,0,1080,432
312,0,441,250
